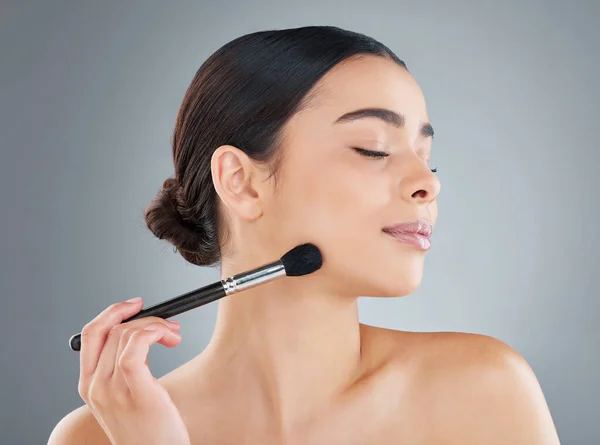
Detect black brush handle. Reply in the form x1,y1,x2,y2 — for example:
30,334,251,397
69,281,226,351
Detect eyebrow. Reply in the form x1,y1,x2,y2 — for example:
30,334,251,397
333,107,434,139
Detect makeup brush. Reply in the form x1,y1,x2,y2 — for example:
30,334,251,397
69,242,322,351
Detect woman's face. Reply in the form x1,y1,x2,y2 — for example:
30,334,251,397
262,55,440,298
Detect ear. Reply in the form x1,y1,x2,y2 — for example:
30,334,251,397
211,145,264,221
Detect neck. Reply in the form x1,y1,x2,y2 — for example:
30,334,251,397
200,256,364,430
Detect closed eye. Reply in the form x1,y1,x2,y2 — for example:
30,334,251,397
351,147,389,159
354,147,438,173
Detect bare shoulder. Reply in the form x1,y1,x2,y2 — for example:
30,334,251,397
370,327,561,444
47,404,110,445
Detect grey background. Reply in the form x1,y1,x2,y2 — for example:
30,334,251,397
1,1,598,443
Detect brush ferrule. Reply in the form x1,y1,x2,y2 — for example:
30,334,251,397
221,261,286,295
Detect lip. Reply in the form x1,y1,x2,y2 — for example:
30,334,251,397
382,220,433,250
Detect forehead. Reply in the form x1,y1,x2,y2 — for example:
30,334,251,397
302,55,428,121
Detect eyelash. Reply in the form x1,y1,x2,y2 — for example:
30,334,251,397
352,147,389,159
352,147,438,173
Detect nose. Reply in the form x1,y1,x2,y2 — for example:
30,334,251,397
399,157,441,204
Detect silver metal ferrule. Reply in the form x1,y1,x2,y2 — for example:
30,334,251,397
221,260,286,295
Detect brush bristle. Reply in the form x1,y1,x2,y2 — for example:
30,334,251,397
280,243,323,277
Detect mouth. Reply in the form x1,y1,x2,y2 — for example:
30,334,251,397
382,220,432,250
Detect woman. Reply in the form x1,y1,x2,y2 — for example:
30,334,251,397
49,25,560,444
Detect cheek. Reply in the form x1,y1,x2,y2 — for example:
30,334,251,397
291,161,393,241
266,159,427,296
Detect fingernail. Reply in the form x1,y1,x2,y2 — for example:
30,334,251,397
126,297,142,303
166,319,180,326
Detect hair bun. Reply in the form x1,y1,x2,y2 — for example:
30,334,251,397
143,176,219,266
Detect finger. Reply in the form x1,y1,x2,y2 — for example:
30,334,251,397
79,298,144,387
113,320,180,375
107,325,143,396
93,324,132,380
117,325,182,395
94,317,180,381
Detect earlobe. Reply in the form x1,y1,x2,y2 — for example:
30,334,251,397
211,145,263,221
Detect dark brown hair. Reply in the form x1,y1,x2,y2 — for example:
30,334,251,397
143,25,406,266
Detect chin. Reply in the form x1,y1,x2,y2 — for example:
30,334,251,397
373,244,428,297
376,279,423,298
332,256,425,298
369,267,424,297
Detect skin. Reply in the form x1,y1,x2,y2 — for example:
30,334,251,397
49,55,561,444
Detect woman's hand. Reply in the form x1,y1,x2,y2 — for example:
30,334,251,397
77,297,190,445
